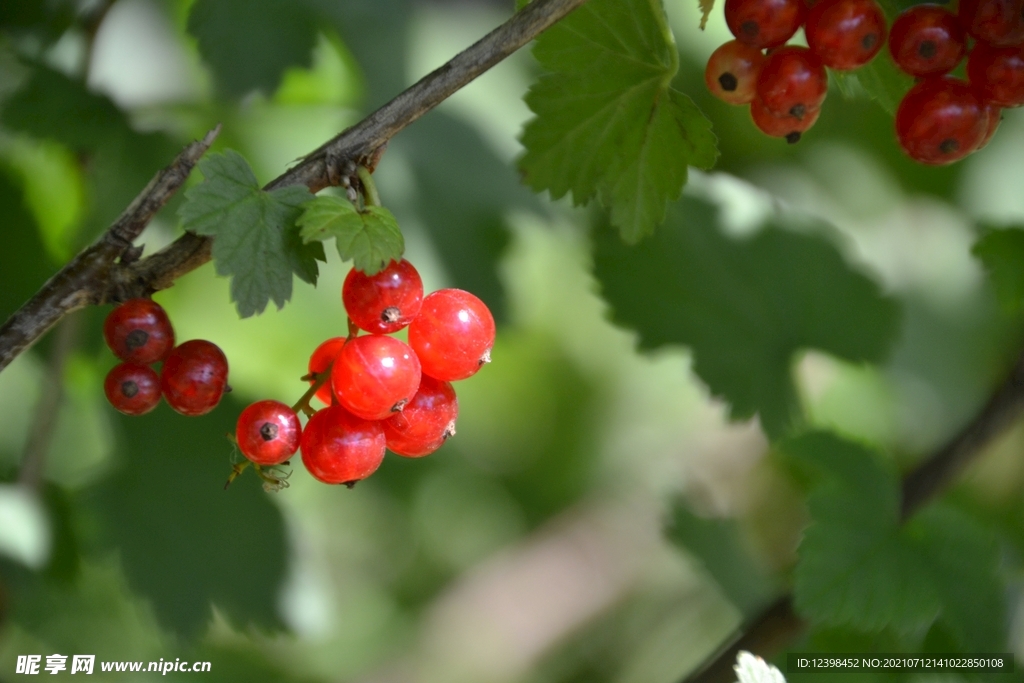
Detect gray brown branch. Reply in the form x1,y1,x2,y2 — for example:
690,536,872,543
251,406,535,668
682,346,1024,683
0,126,219,373
0,0,588,373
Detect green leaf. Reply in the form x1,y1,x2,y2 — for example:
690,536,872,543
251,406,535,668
187,0,318,97
698,0,715,29
787,432,1006,650
972,227,1024,312
519,0,717,243
297,195,404,276
665,501,775,616
592,195,901,438
830,43,912,116
89,398,288,640
178,150,324,318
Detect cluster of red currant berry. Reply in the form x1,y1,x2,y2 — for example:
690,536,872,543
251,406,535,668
704,0,1023,163
103,299,229,417
234,259,495,489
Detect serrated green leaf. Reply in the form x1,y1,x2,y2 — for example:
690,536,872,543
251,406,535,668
178,150,323,318
187,0,318,97
519,0,717,243
787,432,1007,650
90,399,288,640
830,41,912,116
592,195,900,438
972,228,1024,312
297,195,404,276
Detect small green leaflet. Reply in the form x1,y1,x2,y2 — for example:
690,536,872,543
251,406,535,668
178,150,325,318
519,0,718,243
297,195,404,276
788,431,1005,651
592,194,900,438
972,227,1024,312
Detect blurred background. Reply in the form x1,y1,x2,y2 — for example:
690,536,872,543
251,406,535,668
1,0,1023,681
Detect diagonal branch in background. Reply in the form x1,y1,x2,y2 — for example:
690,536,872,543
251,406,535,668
0,126,220,373
0,0,589,375
682,346,1024,683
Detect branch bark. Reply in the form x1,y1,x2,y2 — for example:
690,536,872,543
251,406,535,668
681,345,1024,683
0,0,589,374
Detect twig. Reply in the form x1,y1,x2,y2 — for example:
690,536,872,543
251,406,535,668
681,345,1024,683
0,0,588,375
17,314,83,489
0,126,220,373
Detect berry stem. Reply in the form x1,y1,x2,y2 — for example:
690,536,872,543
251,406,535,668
356,166,381,208
292,369,331,417
224,460,249,489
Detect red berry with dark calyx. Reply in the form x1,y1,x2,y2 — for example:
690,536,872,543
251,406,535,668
343,259,424,335
300,405,386,485
160,340,229,416
383,376,458,458
103,298,175,364
958,0,1024,46
895,77,989,165
725,0,806,49
888,5,967,78
105,362,161,416
806,0,887,70
308,337,346,405
236,400,301,466
967,42,1024,108
750,96,821,143
331,335,421,421
705,40,766,105
756,47,829,120
408,289,496,382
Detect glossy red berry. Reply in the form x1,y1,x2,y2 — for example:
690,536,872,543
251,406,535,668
103,298,175,364
705,40,766,105
756,47,829,120
888,5,967,77
958,0,1024,46
343,259,424,334
331,335,421,420
160,340,229,416
383,376,458,458
978,103,1003,149
750,96,821,142
895,77,989,165
806,0,887,70
104,362,161,416
725,0,806,49
308,337,346,405
300,405,386,485
236,400,301,466
967,42,1024,107
408,289,496,382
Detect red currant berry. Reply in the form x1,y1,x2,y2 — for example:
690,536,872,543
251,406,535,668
343,259,424,335
103,298,175,364
750,96,821,142
331,335,421,421
895,77,988,165
236,400,301,466
755,47,829,121
308,337,346,405
705,40,766,105
967,42,1024,107
104,362,161,416
160,340,229,416
300,405,385,485
888,5,967,78
806,0,887,70
958,0,1024,46
725,0,806,49
408,289,496,382
383,376,458,458
978,103,1003,149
